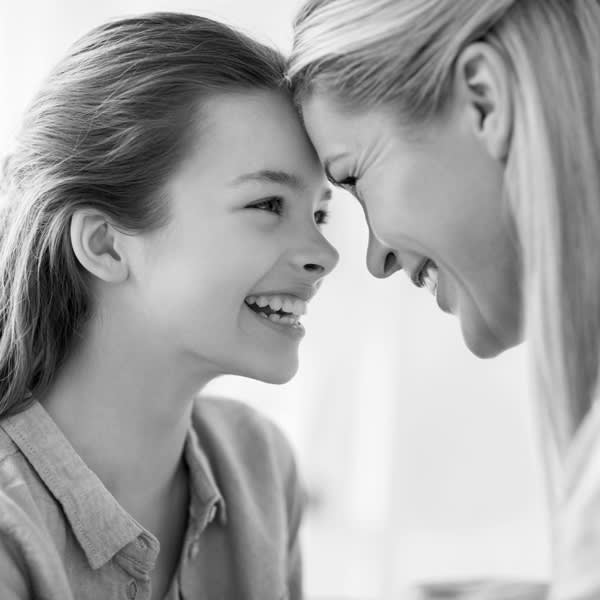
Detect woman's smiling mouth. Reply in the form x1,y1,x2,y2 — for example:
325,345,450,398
412,258,439,297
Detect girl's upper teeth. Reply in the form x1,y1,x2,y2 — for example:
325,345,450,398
245,294,307,316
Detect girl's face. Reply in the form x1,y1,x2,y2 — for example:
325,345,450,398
128,90,338,384
301,94,523,358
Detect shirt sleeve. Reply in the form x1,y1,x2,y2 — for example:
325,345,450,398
262,418,306,600
0,534,31,600
285,448,305,600
550,401,600,599
0,485,73,600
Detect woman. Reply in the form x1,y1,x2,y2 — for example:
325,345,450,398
0,12,337,600
288,0,600,597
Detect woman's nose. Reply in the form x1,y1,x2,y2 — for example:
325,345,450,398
366,230,401,278
294,232,339,278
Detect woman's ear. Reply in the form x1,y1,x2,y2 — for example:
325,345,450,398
454,42,513,161
70,209,129,283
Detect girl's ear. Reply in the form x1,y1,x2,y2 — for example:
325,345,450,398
454,42,513,161
70,209,129,283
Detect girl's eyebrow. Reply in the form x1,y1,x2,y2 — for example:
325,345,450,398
231,169,304,190
232,169,331,200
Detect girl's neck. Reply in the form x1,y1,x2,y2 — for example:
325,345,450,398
41,308,212,514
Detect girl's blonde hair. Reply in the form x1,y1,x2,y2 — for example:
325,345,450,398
0,13,288,418
289,0,600,467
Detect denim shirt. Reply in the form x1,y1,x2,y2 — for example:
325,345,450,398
0,396,303,600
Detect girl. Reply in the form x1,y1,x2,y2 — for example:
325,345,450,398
288,0,600,598
0,12,338,600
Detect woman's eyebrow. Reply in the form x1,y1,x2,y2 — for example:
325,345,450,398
231,169,304,189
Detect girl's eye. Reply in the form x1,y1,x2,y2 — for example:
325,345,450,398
314,209,330,226
249,197,283,215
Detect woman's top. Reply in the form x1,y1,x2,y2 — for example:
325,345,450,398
551,399,600,599
0,396,303,600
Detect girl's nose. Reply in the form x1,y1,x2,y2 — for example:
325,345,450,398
366,230,401,279
294,233,339,278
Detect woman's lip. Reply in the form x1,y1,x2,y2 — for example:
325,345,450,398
411,258,435,288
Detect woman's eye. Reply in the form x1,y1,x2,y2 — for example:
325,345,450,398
249,197,283,215
335,175,358,196
314,209,330,226
339,176,357,189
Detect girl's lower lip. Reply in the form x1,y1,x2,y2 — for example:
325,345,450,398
244,304,306,340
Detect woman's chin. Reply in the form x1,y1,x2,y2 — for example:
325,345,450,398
461,317,516,359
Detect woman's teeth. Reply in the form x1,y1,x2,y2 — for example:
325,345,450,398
420,261,439,296
245,294,307,327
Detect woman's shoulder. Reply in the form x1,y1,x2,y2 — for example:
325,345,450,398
553,400,600,598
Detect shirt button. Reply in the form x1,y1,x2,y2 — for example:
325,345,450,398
127,580,138,599
188,540,201,560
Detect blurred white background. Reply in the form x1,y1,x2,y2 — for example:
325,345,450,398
0,2,550,598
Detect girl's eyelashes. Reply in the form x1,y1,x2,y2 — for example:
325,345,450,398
246,196,330,226
247,196,283,216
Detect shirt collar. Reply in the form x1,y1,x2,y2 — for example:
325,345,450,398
185,421,227,528
1,399,226,569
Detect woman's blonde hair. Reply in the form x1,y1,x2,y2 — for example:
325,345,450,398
0,13,287,418
289,0,600,465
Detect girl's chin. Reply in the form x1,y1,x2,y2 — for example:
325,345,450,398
255,368,298,385
236,357,299,385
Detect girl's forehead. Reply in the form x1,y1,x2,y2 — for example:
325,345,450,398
188,90,323,172
166,90,326,195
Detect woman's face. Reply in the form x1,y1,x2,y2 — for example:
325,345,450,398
301,94,523,358
127,90,338,384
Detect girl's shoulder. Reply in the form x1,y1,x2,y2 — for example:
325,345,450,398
0,423,73,600
191,394,296,467
190,394,304,511
0,414,71,548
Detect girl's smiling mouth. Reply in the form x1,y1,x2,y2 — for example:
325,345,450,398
244,293,308,336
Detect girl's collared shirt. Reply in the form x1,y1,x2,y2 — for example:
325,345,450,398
0,396,303,600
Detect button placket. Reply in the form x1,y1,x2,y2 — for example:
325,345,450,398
188,538,201,560
207,504,217,524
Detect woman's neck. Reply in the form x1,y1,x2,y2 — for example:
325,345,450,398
40,308,211,515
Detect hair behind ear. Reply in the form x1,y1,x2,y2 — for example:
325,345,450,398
0,199,89,417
